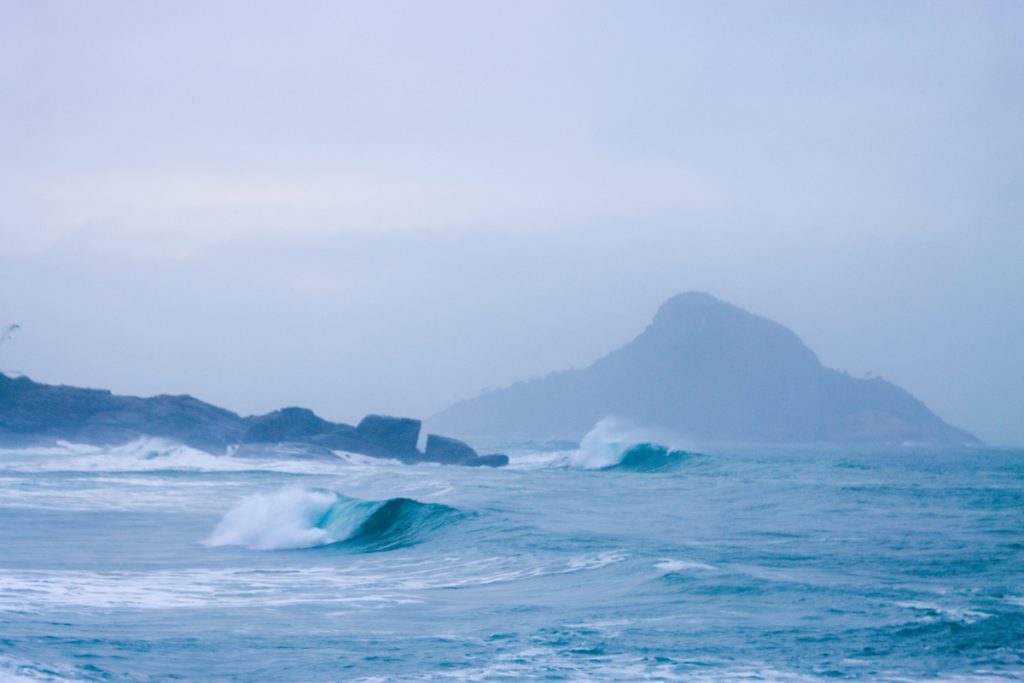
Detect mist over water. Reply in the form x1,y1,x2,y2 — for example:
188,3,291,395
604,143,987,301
2,1,1022,445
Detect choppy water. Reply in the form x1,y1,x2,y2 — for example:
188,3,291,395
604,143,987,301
0,436,1022,682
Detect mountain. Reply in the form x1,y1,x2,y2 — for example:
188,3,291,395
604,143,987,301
430,292,981,446
0,374,507,466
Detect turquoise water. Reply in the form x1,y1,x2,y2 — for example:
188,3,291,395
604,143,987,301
0,439,1022,681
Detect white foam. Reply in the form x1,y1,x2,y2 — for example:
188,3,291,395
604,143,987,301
0,552,628,612
0,440,99,458
895,601,992,625
202,487,339,550
500,449,575,470
0,438,235,473
0,656,83,682
0,478,238,512
390,658,1024,683
0,438,370,475
571,417,693,469
501,418,695,471
370,653,832,682
656,558,716,572
333,451,403,467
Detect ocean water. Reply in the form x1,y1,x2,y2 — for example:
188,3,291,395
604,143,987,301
0,434,1022,682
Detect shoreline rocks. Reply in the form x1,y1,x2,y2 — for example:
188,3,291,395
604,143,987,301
0,373,507,467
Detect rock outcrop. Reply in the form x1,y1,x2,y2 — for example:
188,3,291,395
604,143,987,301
242,407,331,444
0,373,245,452
0,373,504,466
351,415,421,456
424,434,479,464
238,409,425,459
421,434,508,467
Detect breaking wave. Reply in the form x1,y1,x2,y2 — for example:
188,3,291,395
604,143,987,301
571,418,699,471
606,443,698,471
202,487,461,551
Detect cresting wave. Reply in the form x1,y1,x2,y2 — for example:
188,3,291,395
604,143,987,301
570,418,699,471
605,442,698,472
202,487,461,551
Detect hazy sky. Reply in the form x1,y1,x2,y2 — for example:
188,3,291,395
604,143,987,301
2,1,1022,445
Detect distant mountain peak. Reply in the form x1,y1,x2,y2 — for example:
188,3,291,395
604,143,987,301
431,293,980,447
622,291,821,375
647,292,797,341
653,290,725,317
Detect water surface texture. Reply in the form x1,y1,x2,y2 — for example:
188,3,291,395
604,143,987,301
1,441,1022,681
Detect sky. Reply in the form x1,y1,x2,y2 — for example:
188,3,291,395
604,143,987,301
1,1,1022,445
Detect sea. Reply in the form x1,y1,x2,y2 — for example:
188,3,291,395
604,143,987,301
0,426,1022,682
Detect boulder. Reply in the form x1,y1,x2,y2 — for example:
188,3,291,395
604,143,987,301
355,415,421,455
424,434,479,465
472,453,510,468
242,407,331,443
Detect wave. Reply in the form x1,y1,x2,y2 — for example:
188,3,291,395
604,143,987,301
0,552,627,615
606,443,698,472
202,487,461,551
0,655,85,682
655,558,716,573
895,601,993,626
571,418,699,471
0,438,369,475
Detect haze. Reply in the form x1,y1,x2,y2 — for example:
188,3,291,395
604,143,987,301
1,1,1021,445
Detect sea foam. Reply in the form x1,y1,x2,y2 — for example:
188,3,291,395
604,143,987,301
571,418,698,470
202,487,460,551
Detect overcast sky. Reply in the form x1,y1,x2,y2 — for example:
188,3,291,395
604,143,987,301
1,1,1022,445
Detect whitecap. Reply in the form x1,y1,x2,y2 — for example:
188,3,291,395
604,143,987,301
656,558,716,572
895,600,992,624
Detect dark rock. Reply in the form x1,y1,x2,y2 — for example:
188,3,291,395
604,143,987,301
0,373,508,467
306,423,363,452
355,415,421,455
424,434,479,464
243,407,331,443
241,411,429,462
0,373,244,452
472,453,510,467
